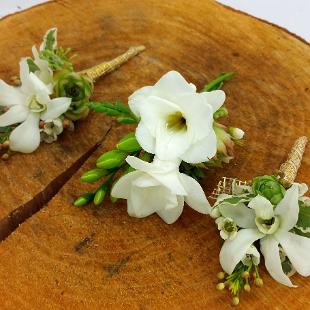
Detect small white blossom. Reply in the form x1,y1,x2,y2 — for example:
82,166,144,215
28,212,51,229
41,118,63,143
216,217,238,240
241,245,260,266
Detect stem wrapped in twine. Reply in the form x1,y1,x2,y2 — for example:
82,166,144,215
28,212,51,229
209,136,308,200
79,45,145,82
277,136,308,187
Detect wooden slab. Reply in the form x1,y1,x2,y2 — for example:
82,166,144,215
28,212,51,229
0,0,310,309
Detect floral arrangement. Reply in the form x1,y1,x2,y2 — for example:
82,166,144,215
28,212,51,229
0,28,144,158
211,136,310,305
75,70,244,224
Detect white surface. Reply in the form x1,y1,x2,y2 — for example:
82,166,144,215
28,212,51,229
0,0,309,42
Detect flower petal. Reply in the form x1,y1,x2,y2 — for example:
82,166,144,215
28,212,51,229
135,122,155,154
180,173,211,214
276,231,310,277
129,181,178,218
176,93,214,141
126,156,186,195
9,113,40,153
111,171,143,199
275,184,299,231
139,96,179,136
248,195,274,219
157,196,184,224
128,85,152,117
0,80,26,107
28,72,52,95
219,203,256,228
155,122,191,161
201,90,225,113
220,228,263,274
181,129,217,163
41,97,71,121
154,71,196,98
0,104,28,127
260,236,296,287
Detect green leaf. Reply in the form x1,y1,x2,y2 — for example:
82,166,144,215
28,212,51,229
296,201,310,229
116,116,138,124
43,28,57,51
27,58,40,73
89,102,139,124
203,72,235,92
292,227,310,238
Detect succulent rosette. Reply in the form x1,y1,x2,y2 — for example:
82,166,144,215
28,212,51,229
252,175,286,205
54,70,94,120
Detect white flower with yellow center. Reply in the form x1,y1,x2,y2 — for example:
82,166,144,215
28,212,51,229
0,59,71,153
219,184,310,287
111,156,211,224
129,71,225,163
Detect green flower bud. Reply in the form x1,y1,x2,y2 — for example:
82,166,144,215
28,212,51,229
252,175,286,205
94,188,106,205
116,132,141,153
54,70,93,120
74,192,95,207
213,106,228,120
80,168,108,183
96,150,128,169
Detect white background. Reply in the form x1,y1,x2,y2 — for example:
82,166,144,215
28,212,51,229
0,0,309,42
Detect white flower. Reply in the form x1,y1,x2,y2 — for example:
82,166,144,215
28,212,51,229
0,59,71,153
111,156,211,224
40,118,63,143
216,217,238,240
31,46,53,92
218,184,310,287
129,71,225,163
241,245,260,266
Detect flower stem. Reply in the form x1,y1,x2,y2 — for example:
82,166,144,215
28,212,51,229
278,136,308,187
79,45,146,82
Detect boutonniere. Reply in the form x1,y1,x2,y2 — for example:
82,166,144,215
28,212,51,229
0,28,145,158
75,70,244,224
211,136,309,305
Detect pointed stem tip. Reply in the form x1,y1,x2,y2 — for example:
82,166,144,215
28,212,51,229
278,136,308,187
80,45,146,82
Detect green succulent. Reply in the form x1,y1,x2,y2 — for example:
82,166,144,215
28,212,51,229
53,70,93,120
252,175,286,205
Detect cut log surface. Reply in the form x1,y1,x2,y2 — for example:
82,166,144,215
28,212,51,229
0,0,309,309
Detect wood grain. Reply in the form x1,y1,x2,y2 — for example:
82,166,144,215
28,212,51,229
0,0,309,309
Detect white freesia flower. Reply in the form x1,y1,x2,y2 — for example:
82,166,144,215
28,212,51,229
219,184,310,287
111,156,211,224
0,59,71,153
40,118,63,143
129,71,226,163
